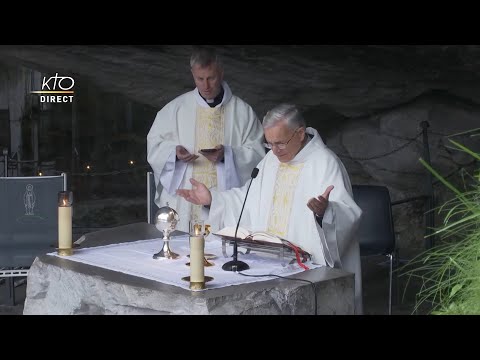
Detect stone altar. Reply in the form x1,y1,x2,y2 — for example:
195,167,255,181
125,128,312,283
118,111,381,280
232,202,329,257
23,222,355,315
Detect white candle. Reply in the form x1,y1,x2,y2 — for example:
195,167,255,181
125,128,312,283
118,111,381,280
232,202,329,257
189,235,205,283
58,206,72,249
58,191,73,253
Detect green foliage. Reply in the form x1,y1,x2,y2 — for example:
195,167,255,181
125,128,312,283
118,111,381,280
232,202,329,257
404,137,480,315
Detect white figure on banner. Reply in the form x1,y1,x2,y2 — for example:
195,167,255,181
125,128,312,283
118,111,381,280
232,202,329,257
24,184,36,215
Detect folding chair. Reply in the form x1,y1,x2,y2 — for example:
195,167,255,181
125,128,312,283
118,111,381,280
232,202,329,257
0,173,66,305
352,185,397,315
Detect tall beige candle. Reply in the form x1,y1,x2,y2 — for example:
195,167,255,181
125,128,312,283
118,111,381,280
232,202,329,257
58,205,72,249
58,191,73,254
189,235,205,283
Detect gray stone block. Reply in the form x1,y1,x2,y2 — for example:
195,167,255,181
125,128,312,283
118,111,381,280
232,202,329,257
23,223,354,315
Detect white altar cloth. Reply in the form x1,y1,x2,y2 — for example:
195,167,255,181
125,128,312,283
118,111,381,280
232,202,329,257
48,235,322,291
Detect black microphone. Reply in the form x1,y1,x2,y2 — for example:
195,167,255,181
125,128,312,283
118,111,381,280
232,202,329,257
222,167,259,272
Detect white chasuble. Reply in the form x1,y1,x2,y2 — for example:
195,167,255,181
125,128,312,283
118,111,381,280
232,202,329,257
191,106,224,220
209,127,364,314
147,81,265,232
267,163,304,238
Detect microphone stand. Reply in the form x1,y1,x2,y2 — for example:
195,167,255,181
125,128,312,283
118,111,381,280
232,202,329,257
222,168,258,272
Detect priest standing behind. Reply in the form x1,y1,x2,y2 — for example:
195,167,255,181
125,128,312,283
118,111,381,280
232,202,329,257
147,47,265,232
177,103,363,314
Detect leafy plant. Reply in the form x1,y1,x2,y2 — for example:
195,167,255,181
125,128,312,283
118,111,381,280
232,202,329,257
403,137,480,315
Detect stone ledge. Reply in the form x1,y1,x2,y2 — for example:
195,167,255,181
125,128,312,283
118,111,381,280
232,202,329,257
24,254,354,315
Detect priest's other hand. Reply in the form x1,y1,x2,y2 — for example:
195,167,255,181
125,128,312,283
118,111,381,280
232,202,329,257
176,145,199,163
176,178,212,206
307,185,334,217
199,145,224,163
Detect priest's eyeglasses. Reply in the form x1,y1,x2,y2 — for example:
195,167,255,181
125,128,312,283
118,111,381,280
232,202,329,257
264,128,300,150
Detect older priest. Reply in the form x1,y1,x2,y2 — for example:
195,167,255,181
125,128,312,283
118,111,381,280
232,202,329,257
177,103,363,314
147,47,265,232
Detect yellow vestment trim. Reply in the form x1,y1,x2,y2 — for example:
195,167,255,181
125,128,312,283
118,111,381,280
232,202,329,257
267,162,304,238
191,106,225,219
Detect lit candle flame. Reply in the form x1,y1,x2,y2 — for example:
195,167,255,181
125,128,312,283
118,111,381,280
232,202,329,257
194,224,201,236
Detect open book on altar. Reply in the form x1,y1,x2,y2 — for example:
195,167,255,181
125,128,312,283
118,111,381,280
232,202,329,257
214,226,283,244
214,226,311,265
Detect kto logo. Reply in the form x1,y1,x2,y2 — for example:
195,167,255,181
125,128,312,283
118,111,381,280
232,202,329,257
31,73,75,103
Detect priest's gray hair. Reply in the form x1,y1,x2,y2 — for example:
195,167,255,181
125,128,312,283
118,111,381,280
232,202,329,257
263,104,306,130
190,47,223,70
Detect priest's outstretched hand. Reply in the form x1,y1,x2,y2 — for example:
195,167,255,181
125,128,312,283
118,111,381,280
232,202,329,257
307,185,334,218
176,178,212,206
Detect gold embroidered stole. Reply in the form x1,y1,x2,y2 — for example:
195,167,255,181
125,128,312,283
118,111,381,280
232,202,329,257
191,106,225,219
267,163,304,238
